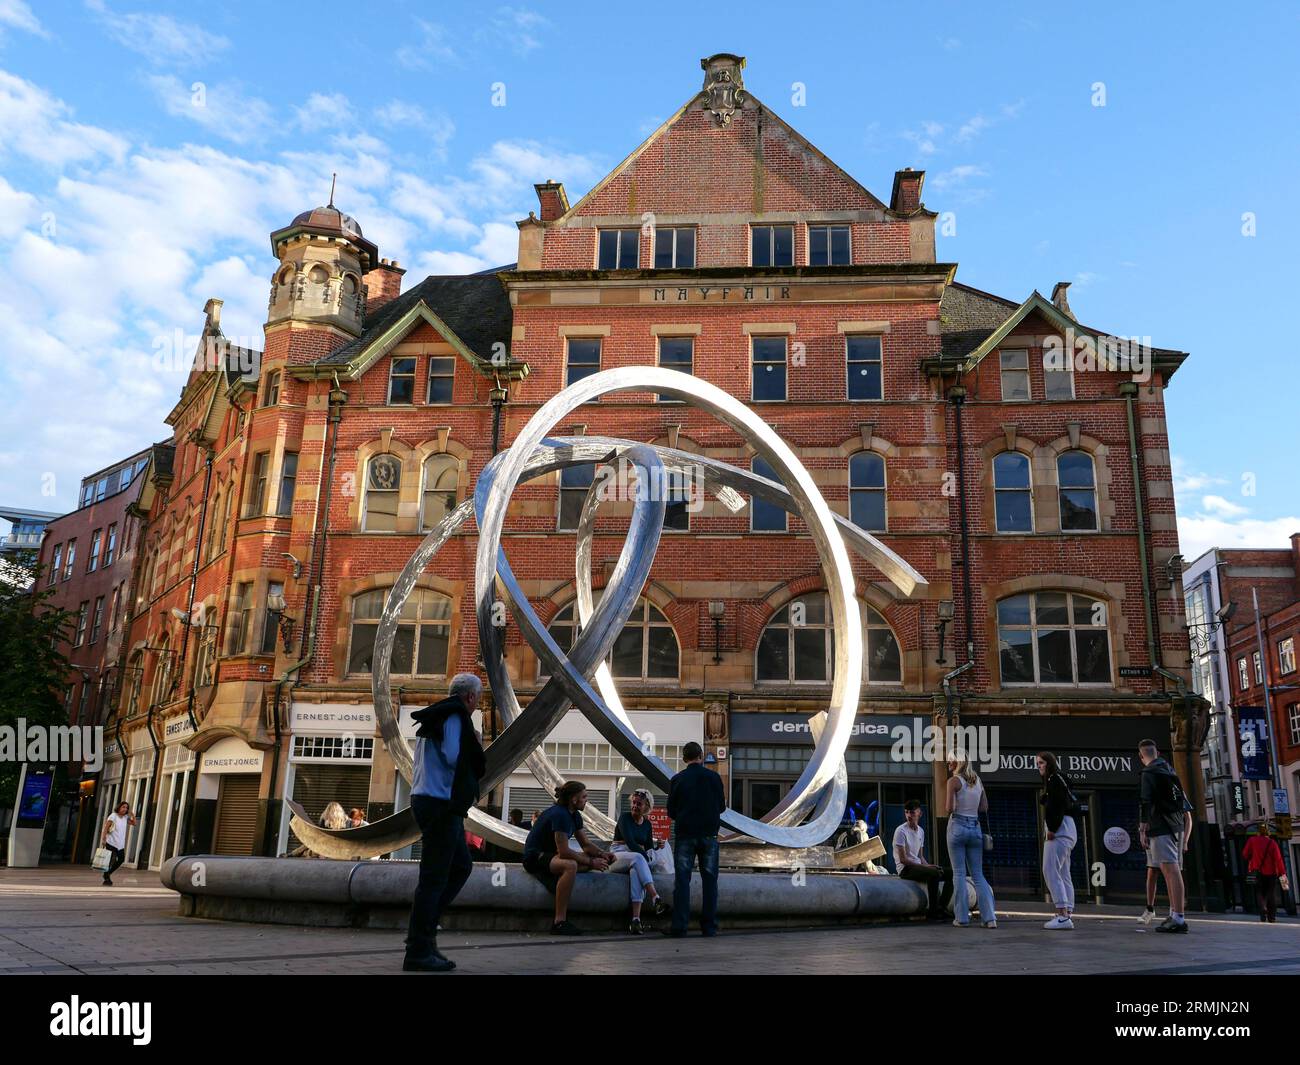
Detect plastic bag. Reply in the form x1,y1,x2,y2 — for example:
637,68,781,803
92,847,112,871
649,841,673,875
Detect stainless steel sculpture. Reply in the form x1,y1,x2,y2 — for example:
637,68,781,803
289,367,926,859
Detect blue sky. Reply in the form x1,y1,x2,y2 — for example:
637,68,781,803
1,0,1297,558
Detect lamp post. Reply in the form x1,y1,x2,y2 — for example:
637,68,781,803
708,600,725,664
934,599,954,665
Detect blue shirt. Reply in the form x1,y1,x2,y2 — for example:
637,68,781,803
523,804,583,861
410,713,461,799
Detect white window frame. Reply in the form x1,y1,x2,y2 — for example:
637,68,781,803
755,592,902,686
750,335,787,402
387,356,417,405
993,451,1034,533
997,591,1113,688
565,337,602,388
808,223,852,266
1000,349,1031,402
750,224,795,267
1279,637,1296,675
596,228,640,269
846,334,883,401
653,227,696,268
1057,450,1098,532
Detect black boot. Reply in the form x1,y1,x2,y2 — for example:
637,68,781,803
403,937,455,972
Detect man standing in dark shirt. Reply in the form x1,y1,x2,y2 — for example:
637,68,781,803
1138,739,1194,934
664,742,727,937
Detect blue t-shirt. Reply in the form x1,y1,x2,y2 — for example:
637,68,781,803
523,804,583,860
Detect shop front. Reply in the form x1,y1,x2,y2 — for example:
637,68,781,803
122,728,156,868
970,713,1171,903
148,714,195,870
728,711,932,858
93,736,125,849
501,709,702,827
193,735,265,856
278,703,380,855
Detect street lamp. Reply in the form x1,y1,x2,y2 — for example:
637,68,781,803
708,600,725,664
934,599,954,665
266,588,296,653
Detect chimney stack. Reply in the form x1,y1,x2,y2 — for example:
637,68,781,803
890,168,925,215
1052,281,1075,320
534,181,569,222
365,259,406,315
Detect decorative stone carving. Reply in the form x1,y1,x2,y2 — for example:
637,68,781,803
701,53,746,126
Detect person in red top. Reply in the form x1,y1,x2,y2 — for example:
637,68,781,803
1242,821,1287,922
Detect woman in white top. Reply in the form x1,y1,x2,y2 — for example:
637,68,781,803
944,752,998,928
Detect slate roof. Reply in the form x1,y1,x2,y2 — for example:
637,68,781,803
318,274,513,367
939,282,1020,361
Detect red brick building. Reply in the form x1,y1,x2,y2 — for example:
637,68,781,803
33,446,150,858
1220,536,1300,879
105,55,1201,903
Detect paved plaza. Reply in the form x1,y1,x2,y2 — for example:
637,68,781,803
2,866,1296,976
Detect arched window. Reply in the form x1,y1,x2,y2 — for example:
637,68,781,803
151,635,172,706
543,597,679,681
756,593,902,684
849,452,886,532
362,453,402,531
276,265,295,287
997,591,1111,686
421,454,458,531
1057,451,1097,531
308,264,329,285
126,650,144,715
347,588,452,676
993,452,1032,532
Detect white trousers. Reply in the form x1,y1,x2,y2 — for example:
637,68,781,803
1043,816,1077,911
608,849,656,903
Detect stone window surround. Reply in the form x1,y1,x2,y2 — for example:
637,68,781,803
753,583,912,689
333,572,462,683
978,427,1114,536
983,573,1128,690
353,429,471,535
223,567,285,659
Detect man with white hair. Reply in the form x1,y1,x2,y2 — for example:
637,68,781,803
402,672,487,972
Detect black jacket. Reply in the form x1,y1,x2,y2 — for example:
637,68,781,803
666,762,727,837
411,694,486,816
1040,771,1075,833
1139,757,1189,838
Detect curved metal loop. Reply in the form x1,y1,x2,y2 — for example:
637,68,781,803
293,368,926,857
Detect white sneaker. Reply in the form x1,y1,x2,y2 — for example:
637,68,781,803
1043,915,1074,930
1138,908,1156,926
983,920,998,929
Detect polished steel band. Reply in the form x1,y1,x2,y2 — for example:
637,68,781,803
287,367,925,859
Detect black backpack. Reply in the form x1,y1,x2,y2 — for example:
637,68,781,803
1153,770,1186,816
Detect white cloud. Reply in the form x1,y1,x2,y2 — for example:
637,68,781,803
1202,495,1249,518
489,7,550,56
295,92,354,132
930,164,988,190
0,69,128,165
87,0,229,65
1178,513,1300,560
397,18,459,69
0,174,38,237
1171,456,1227,496
146,74,275,144
0,70,608,512
0,0,45,38
373,100,455,158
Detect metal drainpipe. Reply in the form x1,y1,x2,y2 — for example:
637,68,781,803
264,381,345,854
943,385,976,721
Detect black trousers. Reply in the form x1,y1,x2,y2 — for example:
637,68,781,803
406,795,473,955
1255,874,1279,921
900,864,954,917
103,845,126,881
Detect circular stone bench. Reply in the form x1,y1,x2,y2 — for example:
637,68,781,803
160,855,929,932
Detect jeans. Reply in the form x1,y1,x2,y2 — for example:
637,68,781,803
946,814,996,925
103,845,126,881
672,835,719,934
899,863,954,918
1043,815,1077,911
406,795,472,956
609,849,656,903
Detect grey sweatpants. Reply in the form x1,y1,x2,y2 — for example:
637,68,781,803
1043,815,1077,911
